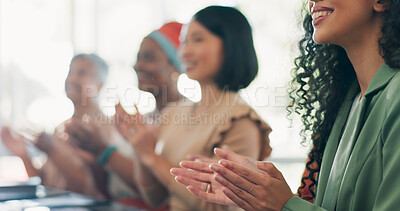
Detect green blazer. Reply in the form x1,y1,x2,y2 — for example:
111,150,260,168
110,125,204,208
283,62,400,211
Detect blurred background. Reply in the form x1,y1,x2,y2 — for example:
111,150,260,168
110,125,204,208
0,0,309,192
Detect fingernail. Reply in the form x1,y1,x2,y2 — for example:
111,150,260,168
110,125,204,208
221,145,229,149
219,160,228,166
194,159,201,162
214,174,223,183
209,164,219,171
256,161,266,167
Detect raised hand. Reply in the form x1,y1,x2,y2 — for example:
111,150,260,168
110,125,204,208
0,126,28,157
114,103,158,164
114,103,143,142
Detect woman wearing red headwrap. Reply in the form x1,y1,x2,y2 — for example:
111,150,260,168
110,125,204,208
63,22,185,207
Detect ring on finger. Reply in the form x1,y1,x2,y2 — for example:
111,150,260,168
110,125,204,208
205,182,212,193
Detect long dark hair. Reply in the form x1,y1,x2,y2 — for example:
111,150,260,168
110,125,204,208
290,1,400,200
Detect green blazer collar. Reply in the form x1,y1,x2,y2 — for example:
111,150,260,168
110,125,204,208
364,63,398,97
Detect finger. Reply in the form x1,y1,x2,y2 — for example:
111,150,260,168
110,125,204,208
214,148,254,164
210,163,258,196
19,128,40,140
170,168,212,183
180,161,214,174
134,104,140,115
67,134,81,147
174,175,208,191
222,187,254,211
217,159,266,185
256,161,285,180
115,103,131,121
186,185,226,205
214,173,257,204
64,124,88,144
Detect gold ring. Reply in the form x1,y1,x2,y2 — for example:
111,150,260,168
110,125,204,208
205,182,211,193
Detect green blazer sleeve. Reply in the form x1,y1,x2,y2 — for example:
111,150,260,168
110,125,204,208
282,197,327,211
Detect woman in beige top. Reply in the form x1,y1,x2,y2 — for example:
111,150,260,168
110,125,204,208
116,6,272,211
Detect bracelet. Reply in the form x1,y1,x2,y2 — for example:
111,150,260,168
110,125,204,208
97,146,117,166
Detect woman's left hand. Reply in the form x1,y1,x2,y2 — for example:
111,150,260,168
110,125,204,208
211,157,294,211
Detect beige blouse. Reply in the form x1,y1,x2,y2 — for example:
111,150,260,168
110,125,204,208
141,91,272,211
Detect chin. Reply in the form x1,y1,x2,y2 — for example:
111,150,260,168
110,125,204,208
313,30,339,45
67,95,80,105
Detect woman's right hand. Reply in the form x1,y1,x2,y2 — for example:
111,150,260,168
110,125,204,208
171,159,237,206
0,126,28,158
171,148,260,207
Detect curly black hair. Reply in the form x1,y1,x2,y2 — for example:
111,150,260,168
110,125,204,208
290,0,400,201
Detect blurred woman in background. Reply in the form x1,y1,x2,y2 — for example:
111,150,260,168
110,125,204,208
64,22,185,210
116,5,272,211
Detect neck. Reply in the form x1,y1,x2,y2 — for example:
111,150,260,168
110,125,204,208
72,101,102,120
198,82,224,109
342,19,384,97
154,84,183,111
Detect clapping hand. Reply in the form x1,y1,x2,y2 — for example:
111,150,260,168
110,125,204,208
171,148,294,211
114,103,158,164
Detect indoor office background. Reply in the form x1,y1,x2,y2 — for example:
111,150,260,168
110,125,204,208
0,0,308,192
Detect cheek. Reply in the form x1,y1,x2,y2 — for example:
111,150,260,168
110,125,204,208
203,46,223,76
313,8,372,44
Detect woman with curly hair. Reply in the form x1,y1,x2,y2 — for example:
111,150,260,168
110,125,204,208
171,0,400,210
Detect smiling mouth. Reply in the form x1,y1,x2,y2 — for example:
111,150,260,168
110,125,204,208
311,7,334,25
312,10,332,19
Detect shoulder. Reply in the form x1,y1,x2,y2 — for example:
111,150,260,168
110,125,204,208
161,99,194,116
219,92,271,132
212,92,273,159
381,69,400,141
384,69,400,113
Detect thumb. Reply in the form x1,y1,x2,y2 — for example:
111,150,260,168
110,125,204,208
256,161,284,180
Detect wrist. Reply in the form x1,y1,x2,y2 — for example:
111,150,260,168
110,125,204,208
97,145,118,166
19,153,30,161
140,152,158,167
94,143,109,157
